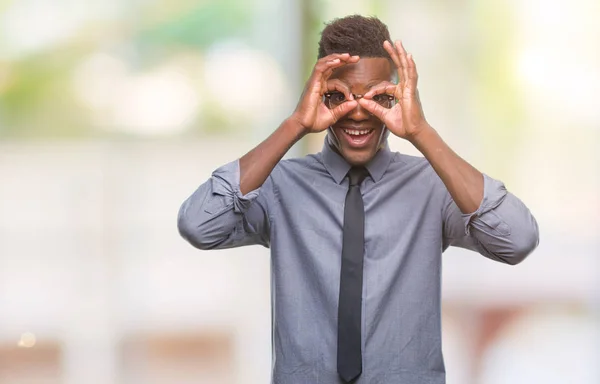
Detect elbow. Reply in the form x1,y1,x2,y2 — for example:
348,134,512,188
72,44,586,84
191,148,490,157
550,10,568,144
503,223,540,266
177,207,216,250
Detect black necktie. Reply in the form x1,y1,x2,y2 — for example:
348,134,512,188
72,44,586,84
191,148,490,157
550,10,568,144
337,167,368,383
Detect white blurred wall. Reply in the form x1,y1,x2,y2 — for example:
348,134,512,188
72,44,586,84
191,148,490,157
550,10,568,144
0,139,598,384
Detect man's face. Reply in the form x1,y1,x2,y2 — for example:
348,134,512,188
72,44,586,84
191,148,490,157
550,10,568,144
327,57,394,166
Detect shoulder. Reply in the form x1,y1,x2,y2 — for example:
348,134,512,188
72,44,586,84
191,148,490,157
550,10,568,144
386,152,446,191
273,153,322,173
271,153,328,181
387,152,433,176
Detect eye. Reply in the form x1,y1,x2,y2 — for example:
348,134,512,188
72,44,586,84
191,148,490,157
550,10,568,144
326,92,346,104
373,94,394,104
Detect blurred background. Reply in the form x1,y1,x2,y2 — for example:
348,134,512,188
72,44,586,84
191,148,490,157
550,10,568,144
0,0,598,383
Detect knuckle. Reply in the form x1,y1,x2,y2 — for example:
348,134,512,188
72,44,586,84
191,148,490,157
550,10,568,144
322,53,341,62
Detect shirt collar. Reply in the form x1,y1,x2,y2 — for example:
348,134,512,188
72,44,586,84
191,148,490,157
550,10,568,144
320,135,394,184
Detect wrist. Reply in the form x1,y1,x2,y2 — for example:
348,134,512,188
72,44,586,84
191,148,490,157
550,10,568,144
285,115,310,138
407,123,436,147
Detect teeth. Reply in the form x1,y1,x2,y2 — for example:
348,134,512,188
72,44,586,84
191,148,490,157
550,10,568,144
343,129,372,136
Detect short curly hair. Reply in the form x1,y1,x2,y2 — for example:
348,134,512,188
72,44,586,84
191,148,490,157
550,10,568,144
317,15,392,60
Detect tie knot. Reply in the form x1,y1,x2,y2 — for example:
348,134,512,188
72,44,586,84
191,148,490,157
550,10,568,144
347,167,368,187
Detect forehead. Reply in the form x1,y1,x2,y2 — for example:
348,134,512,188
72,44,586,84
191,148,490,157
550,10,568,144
329,57,394,88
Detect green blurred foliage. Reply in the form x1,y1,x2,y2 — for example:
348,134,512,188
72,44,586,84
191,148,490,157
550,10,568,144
137,0,251,50
0,47,91,138
0,0,253,139
0,0,534,151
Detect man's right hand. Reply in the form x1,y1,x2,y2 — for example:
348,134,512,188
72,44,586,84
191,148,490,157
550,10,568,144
290,53,359,134
238,54,359,195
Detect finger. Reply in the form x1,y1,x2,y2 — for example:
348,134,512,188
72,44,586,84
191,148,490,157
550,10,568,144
319,55,360,80
395,40,410,89
313,55,360,84
363,81,397,99
405,53,419,93
307,58,346,94
325,79,353,100
358,98,389,122
347,54,360,63
383,40,403,85
319,53,360,64
318,53,351,62
315,53,359,72
329,100,358,123
306,54,360,98
383,40,401,69
318,53,350,67
312,58,341,79
314,57,341,73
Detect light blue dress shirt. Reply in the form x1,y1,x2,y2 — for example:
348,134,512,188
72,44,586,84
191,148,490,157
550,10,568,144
178,139,539,384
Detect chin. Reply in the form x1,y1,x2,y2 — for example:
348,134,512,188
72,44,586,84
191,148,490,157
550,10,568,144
328,125,387,166
339,148,377,166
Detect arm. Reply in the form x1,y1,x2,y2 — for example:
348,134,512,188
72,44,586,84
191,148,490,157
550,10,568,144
410,126,483,214
177,117,307,249
178,53,360,249
177,159,273,250
440,173,539,265
410,125,539,264
239,119,305,195
359,40,539,264
178,118,305,249
240,53,359,195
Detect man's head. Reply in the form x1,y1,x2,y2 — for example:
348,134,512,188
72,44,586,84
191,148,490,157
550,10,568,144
318,15,395,166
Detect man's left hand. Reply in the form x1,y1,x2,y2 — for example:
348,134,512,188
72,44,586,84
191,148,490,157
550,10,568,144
357,40,430,142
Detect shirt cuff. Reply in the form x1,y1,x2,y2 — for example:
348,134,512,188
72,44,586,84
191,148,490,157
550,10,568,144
210,159,262,214
461,174,508,235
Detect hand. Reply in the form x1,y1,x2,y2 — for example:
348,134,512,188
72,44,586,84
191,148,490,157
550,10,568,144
358,40,430,141
290,53,359,134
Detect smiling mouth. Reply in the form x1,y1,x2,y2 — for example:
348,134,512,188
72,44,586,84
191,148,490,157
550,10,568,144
342,128,374,136
338,127,376,148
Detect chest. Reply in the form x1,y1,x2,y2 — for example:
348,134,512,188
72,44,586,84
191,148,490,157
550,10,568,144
274,171,443,247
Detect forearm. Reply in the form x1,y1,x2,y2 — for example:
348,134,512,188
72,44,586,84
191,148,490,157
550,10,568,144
239,118,306,195
410,124,483,214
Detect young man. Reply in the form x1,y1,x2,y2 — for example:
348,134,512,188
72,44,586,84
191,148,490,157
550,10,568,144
178,15,539,384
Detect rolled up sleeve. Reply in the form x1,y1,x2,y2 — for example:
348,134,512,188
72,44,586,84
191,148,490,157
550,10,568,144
442,174,539,265
177,159,272,250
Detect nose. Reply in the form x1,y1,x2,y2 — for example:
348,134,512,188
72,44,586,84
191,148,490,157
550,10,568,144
347,94,370,121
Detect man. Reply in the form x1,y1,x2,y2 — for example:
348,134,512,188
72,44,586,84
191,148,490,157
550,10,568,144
178,15,539,384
